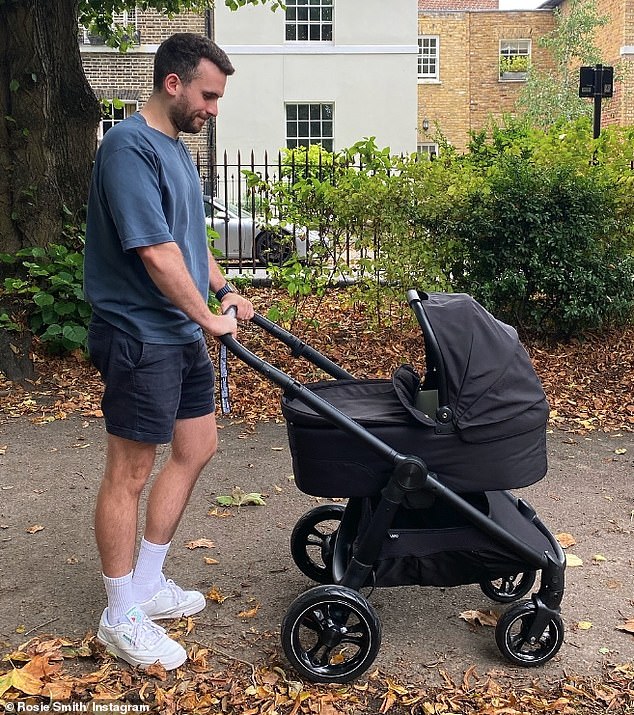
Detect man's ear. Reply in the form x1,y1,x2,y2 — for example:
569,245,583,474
164,72,181,97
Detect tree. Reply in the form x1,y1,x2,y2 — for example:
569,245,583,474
0,0,279,253
517,0,609,129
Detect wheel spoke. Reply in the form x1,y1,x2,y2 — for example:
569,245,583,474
307,642,334,667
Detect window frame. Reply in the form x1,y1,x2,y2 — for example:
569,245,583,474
499,39,531,82
285,0,333,43
417,142,439,160
418,35,439,82
285,102,334,152
97,99,138,143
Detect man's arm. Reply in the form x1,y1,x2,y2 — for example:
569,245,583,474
208,249,255,321
137,242,237,337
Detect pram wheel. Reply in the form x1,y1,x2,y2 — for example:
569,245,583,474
281,584,381,683
480,571,536,603
290,505,345,583
495,600,564,666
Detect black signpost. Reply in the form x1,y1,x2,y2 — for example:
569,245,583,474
579,64,614,139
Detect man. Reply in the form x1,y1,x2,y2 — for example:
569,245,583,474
84,33,254,671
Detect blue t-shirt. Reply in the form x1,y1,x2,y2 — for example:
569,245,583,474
84,113,209,344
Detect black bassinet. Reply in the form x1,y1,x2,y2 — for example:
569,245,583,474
282,292,549,496
219,289,566,683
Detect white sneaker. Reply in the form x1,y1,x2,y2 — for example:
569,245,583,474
138,579,206,620
97,605,187,670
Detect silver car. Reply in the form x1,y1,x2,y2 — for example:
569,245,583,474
204,196,314,265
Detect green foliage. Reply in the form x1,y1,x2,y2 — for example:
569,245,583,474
1,245,91,353
499,55,530,77
434,120,634,337
245,138,452,327
518,0,610,128
78,0,283,50
246,124,634,338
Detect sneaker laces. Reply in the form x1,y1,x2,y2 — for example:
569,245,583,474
161,579,185,603
129,613,166,648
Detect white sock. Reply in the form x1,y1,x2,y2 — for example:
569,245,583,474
103,571,134,625
132,538,171,602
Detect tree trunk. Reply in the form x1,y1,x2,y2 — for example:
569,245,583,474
0,0,100,252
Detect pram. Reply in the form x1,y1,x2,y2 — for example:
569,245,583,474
220,290,566,684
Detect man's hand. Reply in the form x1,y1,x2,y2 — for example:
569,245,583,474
220,292,255,321
207,313,238,339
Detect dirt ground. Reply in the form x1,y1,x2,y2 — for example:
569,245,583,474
0,414,632,686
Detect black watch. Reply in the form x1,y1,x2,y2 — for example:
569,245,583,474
215,283,234,301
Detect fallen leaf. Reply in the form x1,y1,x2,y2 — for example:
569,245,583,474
206,586,229,603
0,445,7,455
145,662,168,680
238,603,260,619
556,532,576,548
26,524,44,534
207,507,233,518
459,609,498,627
566,554,583,567
203,557,219,565
577,621,593,630
216,487,266,507
614,448,627,455
592,554,606,562
185,538,215,549
617,618,634,634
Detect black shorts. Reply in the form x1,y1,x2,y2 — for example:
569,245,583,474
88,318,215,444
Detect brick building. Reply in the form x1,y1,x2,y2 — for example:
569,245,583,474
79,1,633,165
80,9,211,178
417,0,556,153
541,0,634,128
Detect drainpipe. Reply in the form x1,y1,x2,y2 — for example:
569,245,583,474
205,8,216,196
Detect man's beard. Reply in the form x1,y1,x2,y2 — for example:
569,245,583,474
170,96,206,134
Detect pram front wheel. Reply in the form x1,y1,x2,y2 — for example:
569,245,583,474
290,505,345,583
480,571,537,603
495,600,564,666
281,584,381,683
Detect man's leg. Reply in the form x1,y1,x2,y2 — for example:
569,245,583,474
95,434,157,580
144,412,218,545
131,412,217,617
94,433,188,671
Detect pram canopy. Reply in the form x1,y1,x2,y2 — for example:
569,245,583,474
282,292,549,495
395,292,548,442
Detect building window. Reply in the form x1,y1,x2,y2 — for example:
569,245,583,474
285,0,333,42
286,103,333,151
499,39,531,81
417,142,439,160
418,36,439,80
79,8,139,46
98,99,138,143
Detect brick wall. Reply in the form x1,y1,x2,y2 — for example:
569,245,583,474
590,0,634,127
418,10,555,151
81,9,209,172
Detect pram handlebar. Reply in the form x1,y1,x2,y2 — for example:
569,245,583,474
218,308,407,469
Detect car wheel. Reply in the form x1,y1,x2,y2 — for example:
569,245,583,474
255,231,292,266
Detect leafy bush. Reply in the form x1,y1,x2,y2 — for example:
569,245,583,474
433,120,634,337
0,244,91,352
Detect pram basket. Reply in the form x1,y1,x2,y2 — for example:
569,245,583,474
220,290,566,684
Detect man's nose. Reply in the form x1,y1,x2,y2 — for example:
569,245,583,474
206,99,218,117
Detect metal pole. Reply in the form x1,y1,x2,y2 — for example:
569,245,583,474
593,64,603,140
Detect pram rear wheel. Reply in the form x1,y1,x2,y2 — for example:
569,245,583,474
480,571,536,603
281,584,381,683
290,505,345,583
495,600,564,666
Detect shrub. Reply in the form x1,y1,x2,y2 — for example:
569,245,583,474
435,122,634,337
1,244,91,352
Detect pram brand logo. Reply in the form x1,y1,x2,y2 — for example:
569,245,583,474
388,531,399,540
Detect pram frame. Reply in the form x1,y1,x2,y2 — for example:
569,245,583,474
220,290,566,681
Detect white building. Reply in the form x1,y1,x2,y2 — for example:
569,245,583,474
213,0,419,161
